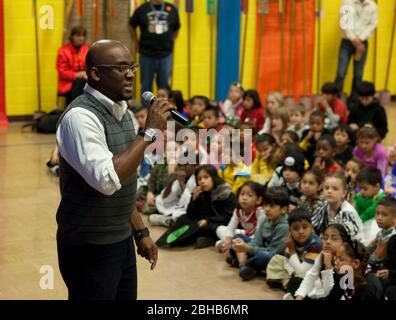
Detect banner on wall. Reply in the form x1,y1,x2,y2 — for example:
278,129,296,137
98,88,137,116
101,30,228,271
255,0,315,100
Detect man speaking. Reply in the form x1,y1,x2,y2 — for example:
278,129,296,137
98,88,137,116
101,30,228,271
55,40,175,300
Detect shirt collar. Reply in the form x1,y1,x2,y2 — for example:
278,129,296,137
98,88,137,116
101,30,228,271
84,84,128,121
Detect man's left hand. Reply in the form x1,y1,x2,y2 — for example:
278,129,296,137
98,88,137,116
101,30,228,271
135,237,158,270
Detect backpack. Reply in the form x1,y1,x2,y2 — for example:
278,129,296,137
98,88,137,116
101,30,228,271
22,109,63,134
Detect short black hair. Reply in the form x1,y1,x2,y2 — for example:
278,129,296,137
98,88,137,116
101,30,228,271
243,89,262,109
70,25,87,38
321,82,339,95
284,130,300,144
157,86,172,97
377,197,396,215
191,95,210,108
356,166,382,186
288,208,312,226
263,187,289,207
357,81,376,97
318,134,336,149
236,181,264,208
170,90,184,113
334,124,353,142
203,104,220,118
310,110,325,122
256,133,276,145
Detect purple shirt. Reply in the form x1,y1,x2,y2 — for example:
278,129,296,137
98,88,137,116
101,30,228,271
353,143,388,176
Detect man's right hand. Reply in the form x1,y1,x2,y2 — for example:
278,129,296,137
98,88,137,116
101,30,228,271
145,98,177,131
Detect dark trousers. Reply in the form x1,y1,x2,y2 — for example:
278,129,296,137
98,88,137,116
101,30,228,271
334,39,368,105
57,236,137,300
140,53,172,95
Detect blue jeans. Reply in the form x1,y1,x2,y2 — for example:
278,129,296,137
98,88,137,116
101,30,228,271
140,53,173,95
334,39,368,105
245,250,274,272
57,236,137,300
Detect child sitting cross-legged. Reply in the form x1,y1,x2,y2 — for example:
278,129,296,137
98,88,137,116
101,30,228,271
266,208,322,294
231,187,290,281
298,169,325,215
312,134,342,176
327,240,384,300
292,224,351,300
368,197,396,274
354,166,386,244
217,181,265,255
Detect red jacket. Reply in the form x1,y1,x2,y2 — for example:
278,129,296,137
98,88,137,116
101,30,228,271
56,43,89,94
331,98,348,124
239,108,265,132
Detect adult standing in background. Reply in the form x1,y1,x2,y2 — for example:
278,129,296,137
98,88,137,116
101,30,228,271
128,0,181,95
56,26,89,107
334,0,377,106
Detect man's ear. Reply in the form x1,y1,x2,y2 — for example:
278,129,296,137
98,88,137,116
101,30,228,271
89,67,101,82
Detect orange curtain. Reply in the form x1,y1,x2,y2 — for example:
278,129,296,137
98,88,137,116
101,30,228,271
256,0,315,100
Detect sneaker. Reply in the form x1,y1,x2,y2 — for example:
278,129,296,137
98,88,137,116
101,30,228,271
148,214,168,226
225,255,239,268
266,279,284,289
195,236,215,249
282,292,294,300
215,240,224,252
239,265,257,281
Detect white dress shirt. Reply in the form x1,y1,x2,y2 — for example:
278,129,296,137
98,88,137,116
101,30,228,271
340,0,378,42
56,84,130,196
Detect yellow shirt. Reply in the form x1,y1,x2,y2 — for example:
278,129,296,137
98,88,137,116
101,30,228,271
218,162,251,194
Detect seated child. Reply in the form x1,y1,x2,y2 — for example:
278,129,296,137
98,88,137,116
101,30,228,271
333,124,354,167
376,234,396,300
239,89,265,134
293,224,351,300
287,104,309,139
231,187,290,281
312,172,363,241
299,169,325,214
345,158,365,204
368,197,396,272
266,208,322,293
318,82,348,129
203,104,221,130
300,110,331,166
353,125,388,177
269,150,305,206
218,147,251,194
149,163,197,227
251,134,278,185
217,181,265,254
312,134,342,175
189,95,210,128
326,241,384,300
261,91,285,133
263,107,290,146
354,166,386,243
280,130,300,146
220,81,244,120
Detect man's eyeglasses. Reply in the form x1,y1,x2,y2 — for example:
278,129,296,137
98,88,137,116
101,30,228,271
94,63,139,74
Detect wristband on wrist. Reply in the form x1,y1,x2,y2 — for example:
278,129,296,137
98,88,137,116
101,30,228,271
133,227,150,241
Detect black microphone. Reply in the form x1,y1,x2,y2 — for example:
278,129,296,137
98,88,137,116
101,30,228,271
141,91,190,126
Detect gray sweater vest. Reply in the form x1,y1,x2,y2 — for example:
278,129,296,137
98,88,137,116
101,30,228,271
56,93,137,245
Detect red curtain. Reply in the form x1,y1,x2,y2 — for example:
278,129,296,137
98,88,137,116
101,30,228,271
255,0,315,101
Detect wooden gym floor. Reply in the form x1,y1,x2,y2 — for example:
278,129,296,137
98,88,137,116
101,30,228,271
0,104,395,300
